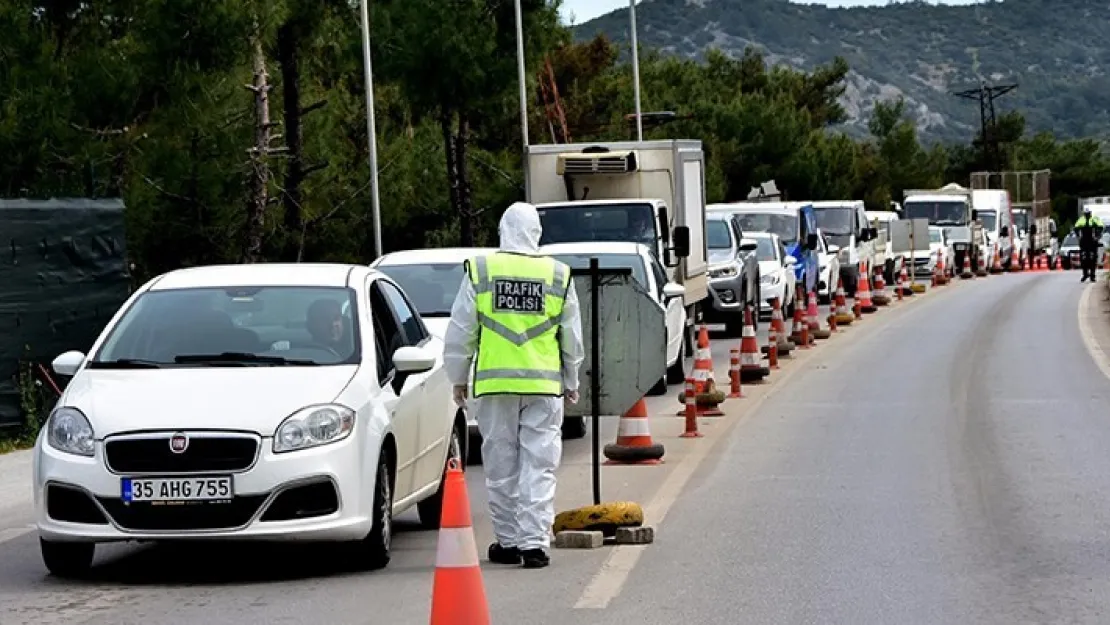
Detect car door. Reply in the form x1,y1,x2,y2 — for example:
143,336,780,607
649,252,685,367
373,279,448,492
367,279,424,502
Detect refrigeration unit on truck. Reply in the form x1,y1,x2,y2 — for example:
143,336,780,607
525,140,706,354
902,183,983,273
971,170,1054,267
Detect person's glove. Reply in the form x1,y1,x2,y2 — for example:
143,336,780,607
452,385,468,406
566,390,579,404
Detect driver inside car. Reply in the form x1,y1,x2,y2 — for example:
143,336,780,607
271,298,350,356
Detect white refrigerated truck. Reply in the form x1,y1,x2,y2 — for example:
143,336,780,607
524,140,708,354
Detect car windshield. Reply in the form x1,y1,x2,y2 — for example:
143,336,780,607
929,229,943,244
814,207,853,236
537,203,657,247
754,237,777,261
707,220,733,249
547,253,649,292
978,210,997,231
733,213,798,245
904,200,967,225
376,262,466,317
1063,232,1078,246
89,286,360,367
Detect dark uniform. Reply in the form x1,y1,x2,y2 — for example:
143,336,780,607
1075,210,1104,282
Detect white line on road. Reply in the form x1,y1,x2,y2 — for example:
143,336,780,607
573,281,963,610
0,525,34,544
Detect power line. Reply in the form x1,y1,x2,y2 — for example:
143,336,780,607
953,82,1017,170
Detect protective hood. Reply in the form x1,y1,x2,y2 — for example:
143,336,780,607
498,201,542,254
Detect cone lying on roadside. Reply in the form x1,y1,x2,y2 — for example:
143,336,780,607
604,398,664,465
430,459,490,625
763,296,795,356
739,305,770,382
806,291,831,340
833,277,855,326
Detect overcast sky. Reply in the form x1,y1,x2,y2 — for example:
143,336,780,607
559,0,983,25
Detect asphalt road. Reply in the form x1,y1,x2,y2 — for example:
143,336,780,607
8,273,1109,624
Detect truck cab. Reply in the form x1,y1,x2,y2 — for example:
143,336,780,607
971,189,1015,270
902,185,982,274
809,200,876,295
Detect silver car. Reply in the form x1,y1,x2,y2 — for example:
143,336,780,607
703,212,761,336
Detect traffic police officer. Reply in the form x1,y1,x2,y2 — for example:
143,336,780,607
1075,208,1104,282
443,201,585,569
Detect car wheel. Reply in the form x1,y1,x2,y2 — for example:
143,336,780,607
418,422,465,529
562,416,587,439
40,538,94,578
355,451,393,570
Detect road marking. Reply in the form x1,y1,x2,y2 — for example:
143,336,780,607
573,284,964,609
0,525,34,544
1077,283,1110,382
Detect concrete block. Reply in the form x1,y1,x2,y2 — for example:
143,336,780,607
614,526,655,545
554,530,604,549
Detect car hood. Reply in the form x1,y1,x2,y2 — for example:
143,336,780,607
64,367,359,435
708,249,735,266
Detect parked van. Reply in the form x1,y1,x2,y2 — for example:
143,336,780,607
708,201,822,297
971,189,1015,270
810,200,876,295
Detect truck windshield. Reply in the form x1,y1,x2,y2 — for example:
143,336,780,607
734,213,798,245
537,203,656,247
1013,211,1029,231
978,210,997,231
813,207,853,236
903,200,967,226
707,220,733,249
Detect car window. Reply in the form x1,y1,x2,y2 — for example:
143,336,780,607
90,286,360,367
707,219,733,249
369,282,405,383
375,262,468,317
754,237,777,261
377,280,428,346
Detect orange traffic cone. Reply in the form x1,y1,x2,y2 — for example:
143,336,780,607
790,285,811,348
833,277,854,326
728,347,743,398
679,378,703,438
856,270,877,313
806,291,831,340
739,305,769,381
872,269,891,306
1010,248,1021,272
429,459,490,625
961,254,974,279
763,296,795,356
991,248,1002,274
899,265,914,297
936,255,948,285
604,398,664,465
691,324,714,394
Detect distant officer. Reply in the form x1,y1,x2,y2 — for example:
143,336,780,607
1075,208,1104,282
443,201,585,569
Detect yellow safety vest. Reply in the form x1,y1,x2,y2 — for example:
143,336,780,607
467,251,571,397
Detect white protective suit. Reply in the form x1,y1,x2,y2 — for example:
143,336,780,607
443,202,585,552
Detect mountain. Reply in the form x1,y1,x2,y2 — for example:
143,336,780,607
574,0,1110,143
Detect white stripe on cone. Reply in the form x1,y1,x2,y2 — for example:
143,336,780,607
617,417,651,437
435,526,481,568
693,368,709,381
741,352,760,366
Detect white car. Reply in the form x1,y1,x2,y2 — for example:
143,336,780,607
538,242,687,395
750,232,797,317
370,247,494,448
32,263,463,577
817,230,841,303
929,226,955,277
371,246,589,446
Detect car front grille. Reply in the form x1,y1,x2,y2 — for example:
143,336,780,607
97,495,268,531
104,432,260,474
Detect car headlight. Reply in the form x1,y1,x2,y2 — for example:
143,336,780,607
273,404,355,453
47,407,95,457
709,263,739,279
760,272,780,286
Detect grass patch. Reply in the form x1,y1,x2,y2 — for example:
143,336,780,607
0,435,34,455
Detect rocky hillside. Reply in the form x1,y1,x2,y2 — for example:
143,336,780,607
574,0,1109,143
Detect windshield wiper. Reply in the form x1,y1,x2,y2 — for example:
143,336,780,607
173,352,319,366
87,358,164,369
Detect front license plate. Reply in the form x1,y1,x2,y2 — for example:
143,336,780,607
121,476,233,503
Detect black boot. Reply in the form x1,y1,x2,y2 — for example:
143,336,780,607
488,543,522,565
520,548,550,569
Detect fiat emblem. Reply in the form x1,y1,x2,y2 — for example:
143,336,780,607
169,432,189,454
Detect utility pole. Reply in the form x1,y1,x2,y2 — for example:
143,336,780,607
953,81,1017,171
359,0,383,260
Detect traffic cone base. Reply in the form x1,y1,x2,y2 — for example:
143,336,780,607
605,398,664,465
430,459,490,625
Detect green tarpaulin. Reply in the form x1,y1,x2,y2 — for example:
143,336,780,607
0,199,130,427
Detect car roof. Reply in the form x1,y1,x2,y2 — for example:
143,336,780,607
539,242,648,256
708,202,798,215
373,247,495,266
810,200,864,209
148,263,367,291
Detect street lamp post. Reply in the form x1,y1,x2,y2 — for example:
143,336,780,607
359,0,384,260
514,0,531,201
629,0,643,142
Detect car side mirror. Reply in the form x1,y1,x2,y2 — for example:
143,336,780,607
394,345,435,374
739,238,758,252
662,283,685,300
784,256,797,266
672,226,691,258
827,244,841,253
52,350,86,377
806,233,819,250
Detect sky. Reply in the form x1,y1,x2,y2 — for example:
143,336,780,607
559,0,982,25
